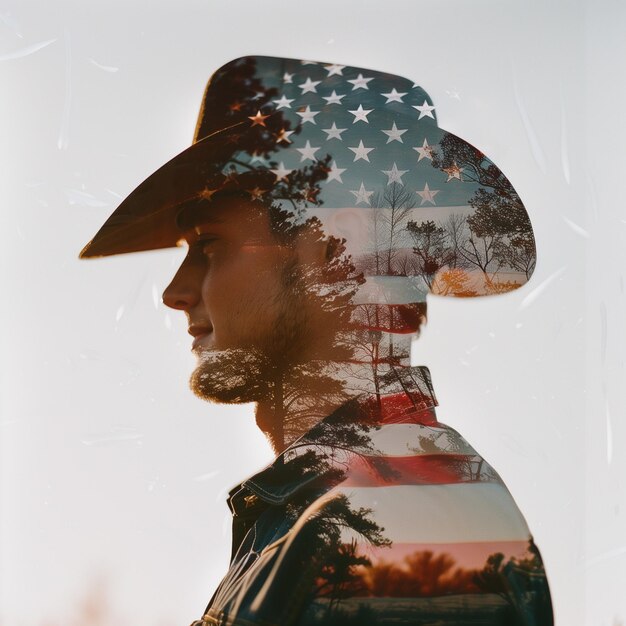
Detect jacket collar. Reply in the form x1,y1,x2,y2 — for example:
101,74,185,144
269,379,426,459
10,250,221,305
228,365,438,513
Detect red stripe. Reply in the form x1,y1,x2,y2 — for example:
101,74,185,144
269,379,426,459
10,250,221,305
378,397,437,424
350,540,532,570
341,453,490,487
350,303,426,333
361,323,418,334
359,395,438,425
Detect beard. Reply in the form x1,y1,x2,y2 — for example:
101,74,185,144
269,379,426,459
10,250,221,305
190,346,272,404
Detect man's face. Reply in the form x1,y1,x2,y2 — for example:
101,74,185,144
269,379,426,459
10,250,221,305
162,196,310,402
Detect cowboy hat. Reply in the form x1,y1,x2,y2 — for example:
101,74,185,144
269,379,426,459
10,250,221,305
80,55,536,300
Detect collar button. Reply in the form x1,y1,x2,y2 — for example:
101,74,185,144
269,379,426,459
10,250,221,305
243,494,258,508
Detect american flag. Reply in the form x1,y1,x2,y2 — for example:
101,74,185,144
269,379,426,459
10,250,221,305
209,55,480,212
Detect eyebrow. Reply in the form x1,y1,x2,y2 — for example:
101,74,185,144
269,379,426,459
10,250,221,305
175,199,226,232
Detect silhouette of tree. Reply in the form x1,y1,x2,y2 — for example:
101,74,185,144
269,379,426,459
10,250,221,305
405,550,457,596
358,549,481,598
473,552,511,601
406,219,455,290
493,228,536,280
431,133,536,283
442,213,468,270
315,540,371,605
296,494,391,619
473,541,553,626
451,218,505,288
405,212,514,297
413,213,480,296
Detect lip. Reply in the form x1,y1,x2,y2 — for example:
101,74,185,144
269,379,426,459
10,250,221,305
188,324,213,349
192,333,212,350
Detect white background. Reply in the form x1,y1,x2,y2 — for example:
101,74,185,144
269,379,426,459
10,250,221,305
1,1,624,625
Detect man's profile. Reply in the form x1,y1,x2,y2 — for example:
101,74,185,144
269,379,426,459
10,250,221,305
80,56,553,625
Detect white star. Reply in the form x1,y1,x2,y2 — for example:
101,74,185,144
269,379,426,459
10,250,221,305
283,72,294,83
381,88,407,103
348,140,374,162
299,77,322,94
296,105,319,124
382,163,409,185
273,94,294,109
322,90,345,105
326,161,346,183
270,162,293,181
301,60,318,65
349,104,373,124
322,122,347,140
348,73,374,90
413,100,436,120
416,183,439,205
414,138,434,162
276,128,295,144
296,140,320,162
443,161,464,181
325,63,346,76
381,121,408,143
350,182,374,205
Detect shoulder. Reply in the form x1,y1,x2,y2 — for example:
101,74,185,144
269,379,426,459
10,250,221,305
202,418,552,625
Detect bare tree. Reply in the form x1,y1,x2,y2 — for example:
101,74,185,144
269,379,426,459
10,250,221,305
369,183,416,276
442,213,470,270
442,212,505,290
460,228,503,283
351,183,418,364
494,234,536,280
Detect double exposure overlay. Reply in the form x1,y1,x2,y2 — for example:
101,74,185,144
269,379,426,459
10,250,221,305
81,56,551,625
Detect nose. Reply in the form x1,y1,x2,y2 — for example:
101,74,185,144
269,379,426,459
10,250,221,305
162,256,203,311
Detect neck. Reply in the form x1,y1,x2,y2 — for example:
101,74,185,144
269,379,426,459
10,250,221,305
255,331,415,455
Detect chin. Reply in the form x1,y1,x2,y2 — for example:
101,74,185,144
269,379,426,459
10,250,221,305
189,347,269,404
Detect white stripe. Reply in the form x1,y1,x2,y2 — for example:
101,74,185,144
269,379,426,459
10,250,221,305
366,424,477,457
285,424,477,460
334,483,531,544
353,276,428,305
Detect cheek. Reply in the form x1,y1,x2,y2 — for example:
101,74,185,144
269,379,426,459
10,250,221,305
201,249,287,344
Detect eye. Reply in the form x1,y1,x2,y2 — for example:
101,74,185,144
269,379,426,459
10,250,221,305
197,237,218,255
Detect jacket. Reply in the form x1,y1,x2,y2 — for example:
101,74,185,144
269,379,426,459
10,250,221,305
191,365,553,626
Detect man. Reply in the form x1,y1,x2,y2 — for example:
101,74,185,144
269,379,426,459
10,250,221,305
81,56,553,625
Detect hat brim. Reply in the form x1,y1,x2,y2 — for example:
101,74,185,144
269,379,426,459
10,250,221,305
79,122,251,259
